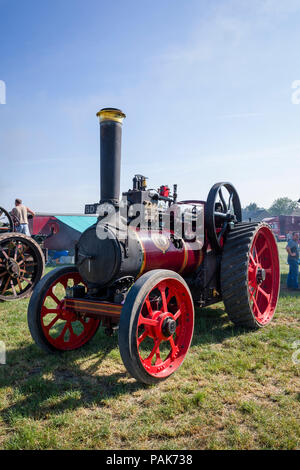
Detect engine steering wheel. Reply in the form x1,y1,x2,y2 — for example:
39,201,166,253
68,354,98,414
205,182,242,252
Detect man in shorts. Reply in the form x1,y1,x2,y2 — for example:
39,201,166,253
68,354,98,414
11,198,35,236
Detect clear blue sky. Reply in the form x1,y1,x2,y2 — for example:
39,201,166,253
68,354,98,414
0,0,300,213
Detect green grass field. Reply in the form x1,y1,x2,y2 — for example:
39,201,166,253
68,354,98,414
0,244,299,450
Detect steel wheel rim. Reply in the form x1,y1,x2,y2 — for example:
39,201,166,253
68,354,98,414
0,207,14,233
0,237,39,300
205,182,242,252
41,271,100,350
136,278,194,379
248,227,280,325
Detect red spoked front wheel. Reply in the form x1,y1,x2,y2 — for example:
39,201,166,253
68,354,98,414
119,270,194,384
28,266,100,352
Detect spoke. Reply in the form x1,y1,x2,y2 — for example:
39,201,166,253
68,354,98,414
249,287,257,301
219,188,227,212
218,221,228,241
166,290,173,305
174,306,183,320
257,286,270,302
227,191,233,213
49,289,61,305
16,277,22,291
145,297,153,317
251,292,260,314
23,262,37,267
7,244,12,258
10,280,17,297
138,315,158,327
19,276,33,285
60,278,68,289
1,276,11,295
249,252,257,267
56,322,69,343
137,330,149,346
257,242,268,260
160,287,168,312
0,248,9,260
145,339,161,363
0,272,7,278
169,336,178,358
43,308,61,314
45,315,60,330
68,323,77,340
155,348,163,365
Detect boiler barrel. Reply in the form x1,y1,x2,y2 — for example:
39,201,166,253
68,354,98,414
77,225,203,287
130,229,203,278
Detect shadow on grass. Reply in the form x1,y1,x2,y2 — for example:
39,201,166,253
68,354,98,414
0,330,146,422
0,305,248,423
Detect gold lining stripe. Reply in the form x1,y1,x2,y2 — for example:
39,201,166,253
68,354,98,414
65,300,122,315
178,239,188,274
194,241,204,269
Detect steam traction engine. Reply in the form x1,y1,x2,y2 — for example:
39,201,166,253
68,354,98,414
28,108,280,384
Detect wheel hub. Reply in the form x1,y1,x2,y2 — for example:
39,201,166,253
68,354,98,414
256,267,266,284
6,258,20,278
59,300,77,321
162,317,176,337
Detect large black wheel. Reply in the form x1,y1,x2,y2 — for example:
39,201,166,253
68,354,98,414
119,269,194,385
28,266,100,353
205,182,242,252
0,233,45,301
0,207,14,233
221,223,280,329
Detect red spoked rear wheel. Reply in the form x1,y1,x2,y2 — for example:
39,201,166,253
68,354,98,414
221,222,280,329
119,270,194,384
28,266,100,352
248,226,280,325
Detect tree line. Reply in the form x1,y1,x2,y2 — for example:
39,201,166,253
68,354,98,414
244,198,299,216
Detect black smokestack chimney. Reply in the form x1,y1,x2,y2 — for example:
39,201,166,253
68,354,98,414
96,107,126,205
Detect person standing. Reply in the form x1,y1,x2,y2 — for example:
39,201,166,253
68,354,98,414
11,198,35,236
286,232,299,290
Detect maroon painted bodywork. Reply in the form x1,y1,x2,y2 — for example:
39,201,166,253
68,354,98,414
133,229,204,278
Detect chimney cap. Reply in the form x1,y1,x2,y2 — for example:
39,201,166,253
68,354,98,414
96,108,126,124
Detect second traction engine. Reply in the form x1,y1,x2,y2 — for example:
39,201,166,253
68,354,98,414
28,108,280,385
